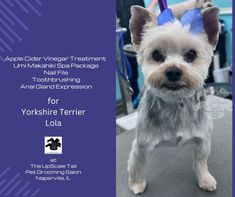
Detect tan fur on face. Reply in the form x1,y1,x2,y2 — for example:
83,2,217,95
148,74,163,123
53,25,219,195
147,63,204,90
137,21,213,96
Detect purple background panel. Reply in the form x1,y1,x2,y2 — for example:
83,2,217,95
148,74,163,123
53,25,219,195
0,0,116,196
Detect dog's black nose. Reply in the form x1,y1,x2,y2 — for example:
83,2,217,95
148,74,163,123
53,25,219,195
165,67,182,82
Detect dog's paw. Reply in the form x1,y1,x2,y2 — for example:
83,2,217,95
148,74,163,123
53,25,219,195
129,180,147,194
198,173,217,192
195,0,213,9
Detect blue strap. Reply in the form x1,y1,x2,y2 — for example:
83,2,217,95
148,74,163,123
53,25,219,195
158,0,168,12
116,31,132,80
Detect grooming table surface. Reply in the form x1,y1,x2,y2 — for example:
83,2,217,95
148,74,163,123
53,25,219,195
116,97,232,197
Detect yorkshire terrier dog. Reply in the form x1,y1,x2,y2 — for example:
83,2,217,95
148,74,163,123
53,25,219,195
127,0,219,194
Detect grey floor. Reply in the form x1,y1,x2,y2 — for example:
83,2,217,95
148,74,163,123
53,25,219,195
116,99,232,197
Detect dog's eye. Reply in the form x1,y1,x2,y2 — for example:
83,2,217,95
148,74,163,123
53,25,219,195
184,49,197,63
152,50,165,63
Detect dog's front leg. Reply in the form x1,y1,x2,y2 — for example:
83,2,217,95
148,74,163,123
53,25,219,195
127,139,148,194
193,137,217,192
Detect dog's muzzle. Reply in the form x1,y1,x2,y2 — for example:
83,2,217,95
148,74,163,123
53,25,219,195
165,67,182,82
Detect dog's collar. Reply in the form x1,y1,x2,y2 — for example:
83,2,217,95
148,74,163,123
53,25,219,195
178,99,184,107
177,99,184,107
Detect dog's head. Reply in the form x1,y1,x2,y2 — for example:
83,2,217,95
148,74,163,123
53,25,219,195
130,6,219,101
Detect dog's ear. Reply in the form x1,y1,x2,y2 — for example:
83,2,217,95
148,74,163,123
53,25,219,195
202,7,220,47
130,6,155,50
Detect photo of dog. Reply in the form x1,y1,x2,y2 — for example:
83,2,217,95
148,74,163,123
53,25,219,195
127,0,220,194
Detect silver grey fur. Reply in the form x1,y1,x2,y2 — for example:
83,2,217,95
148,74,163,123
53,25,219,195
128,88,214,194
